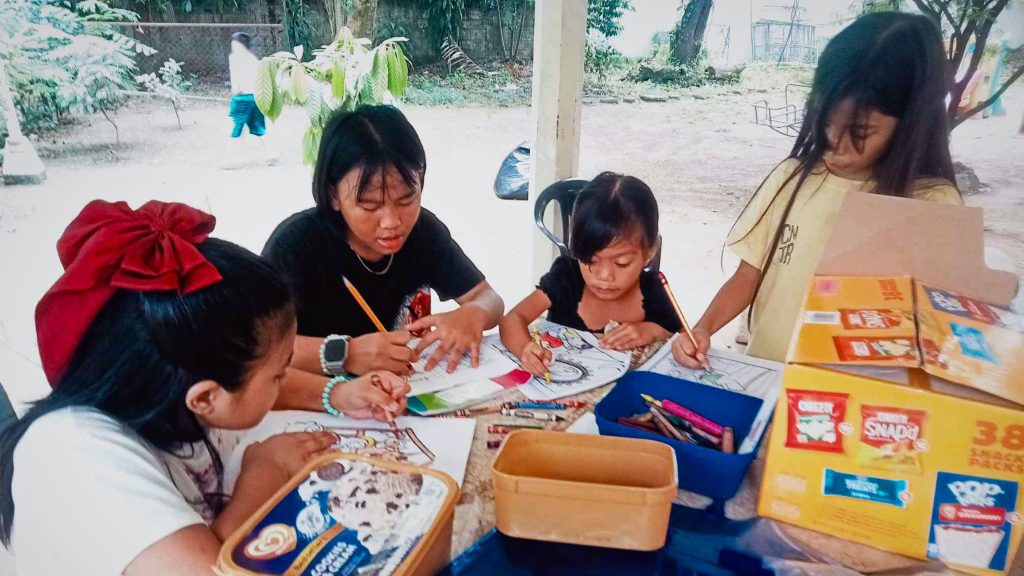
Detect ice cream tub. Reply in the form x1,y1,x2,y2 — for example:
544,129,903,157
216,453,458,576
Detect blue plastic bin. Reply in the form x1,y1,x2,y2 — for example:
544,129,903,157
595,371,765,501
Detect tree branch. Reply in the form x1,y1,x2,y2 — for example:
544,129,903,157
936,0,961,35
953,62,1024,128
911,0,941,26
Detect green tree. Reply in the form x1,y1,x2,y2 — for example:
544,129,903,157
254,28,409,164
587,0,634,38
0,0,154,140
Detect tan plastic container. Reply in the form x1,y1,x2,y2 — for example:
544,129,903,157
492,430,677,551
216,453,458,576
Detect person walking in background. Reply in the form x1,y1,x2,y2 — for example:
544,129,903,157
226,31,274,166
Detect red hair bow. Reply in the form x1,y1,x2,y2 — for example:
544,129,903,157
35,200,222,386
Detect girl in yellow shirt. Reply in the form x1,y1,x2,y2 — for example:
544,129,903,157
674,12,962,366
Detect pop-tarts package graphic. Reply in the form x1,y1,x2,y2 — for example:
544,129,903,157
928,473,1020,572
217,455,457,576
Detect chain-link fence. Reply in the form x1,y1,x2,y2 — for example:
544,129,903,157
112,22,284,86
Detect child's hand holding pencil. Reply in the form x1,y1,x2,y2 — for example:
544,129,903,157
519,327,553,379
328,371,410,423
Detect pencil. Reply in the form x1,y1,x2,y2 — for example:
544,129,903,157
531,326,551,384
657,272,709,369
343,275,388,333
371,374,400,435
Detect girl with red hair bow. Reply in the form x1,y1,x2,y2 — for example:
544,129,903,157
0,200,408,575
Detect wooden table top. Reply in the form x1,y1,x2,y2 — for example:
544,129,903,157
443,343,1015,575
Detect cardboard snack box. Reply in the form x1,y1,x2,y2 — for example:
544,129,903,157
787,276,919,367
760,193,1024,575
759,364,1024,576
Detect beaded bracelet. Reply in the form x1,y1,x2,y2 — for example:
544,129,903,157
322,374,352,417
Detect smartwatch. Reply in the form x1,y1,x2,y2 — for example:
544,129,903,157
320,335,351,376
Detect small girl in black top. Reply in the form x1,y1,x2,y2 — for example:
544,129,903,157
500,172,682,376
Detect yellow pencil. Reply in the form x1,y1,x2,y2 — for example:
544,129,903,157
532,326,551,384
343,275,388,333
657,271,710,369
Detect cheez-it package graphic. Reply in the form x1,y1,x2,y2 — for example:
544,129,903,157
785,389,849,453
788,276,919,366
857,405,927,473
839,308,910,330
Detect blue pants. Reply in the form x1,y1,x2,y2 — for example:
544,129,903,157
229,94,266,138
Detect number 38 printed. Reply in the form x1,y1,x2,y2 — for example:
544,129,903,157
973,421,1024,451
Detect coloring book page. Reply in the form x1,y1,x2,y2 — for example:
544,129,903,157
640,339,783,454
406,336,519,396
222,411,476,490
517,320,630,401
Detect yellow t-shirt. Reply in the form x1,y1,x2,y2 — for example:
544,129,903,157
728,159,962,362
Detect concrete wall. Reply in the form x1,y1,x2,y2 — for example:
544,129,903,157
375,0,535,66
114,0,535,80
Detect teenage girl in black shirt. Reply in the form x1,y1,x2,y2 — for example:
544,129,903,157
264,106,504,414
499,172,681,376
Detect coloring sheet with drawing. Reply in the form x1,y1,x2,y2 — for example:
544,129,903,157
406,336,519,396
222,411,476,489
517,320,630,401
640,339,783,454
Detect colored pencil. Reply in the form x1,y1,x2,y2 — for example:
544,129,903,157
370,374,400,435
531,326,551,384
657,272,709,369
343,275,388,333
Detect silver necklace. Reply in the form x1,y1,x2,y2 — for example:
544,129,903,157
355,252,394,275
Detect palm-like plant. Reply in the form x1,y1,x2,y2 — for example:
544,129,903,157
254,27,409,164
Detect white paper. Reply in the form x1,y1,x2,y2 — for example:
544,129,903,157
566,412,599,435
406,335,518,395
639,338,783,454
222,411,476,490
517,320,630,401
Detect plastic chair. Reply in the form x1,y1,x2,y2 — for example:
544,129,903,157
533,178,590,257
0,384,15,435
534,178,662,272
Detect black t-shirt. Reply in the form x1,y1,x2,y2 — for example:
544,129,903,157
537,256,683,334
262,208,485,337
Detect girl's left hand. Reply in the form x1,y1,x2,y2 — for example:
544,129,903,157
599,322,669,351
329,371,410,422
407,306,487,372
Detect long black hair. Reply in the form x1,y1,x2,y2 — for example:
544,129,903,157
312,105,427,230
731,12,956,320
569,171,659,263
0,239,295,546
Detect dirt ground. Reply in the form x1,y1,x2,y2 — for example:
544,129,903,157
0,80,1021,574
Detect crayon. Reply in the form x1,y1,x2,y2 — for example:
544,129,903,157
618,417,658,432
654,406,721,447
618,417,660,434
649,407,688,442
501,408,566,422
661,399,724,437
488,424,544,434
721,427,735,454
523,400,589,408
508,401,580,410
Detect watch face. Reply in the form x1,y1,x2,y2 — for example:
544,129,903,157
323,338,349,363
